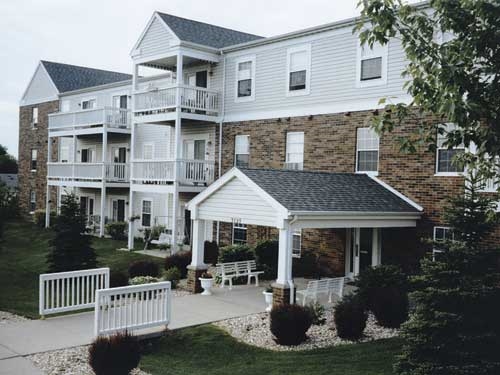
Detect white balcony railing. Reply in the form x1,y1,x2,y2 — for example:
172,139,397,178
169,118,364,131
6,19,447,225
47,162,130,183
134,84,220,116
132,159,215,185
48,107,131,131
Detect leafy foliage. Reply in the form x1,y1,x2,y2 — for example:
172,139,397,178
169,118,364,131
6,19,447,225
254,240,279,279
109,270,129,288
270,304,313,346
356,0,500,185
163,267,182,288
204,240,219,265
0,181,18,239
334,294,368,340
88,332,141,375
106,222,127,240
33,209,56,228
394,173,500,375
164,251,192,278
305,301,326,326
129,276,160,285
371,286,409,329
46,194,97,272
128,260,160,278
0,144,17,174
218,244,255,263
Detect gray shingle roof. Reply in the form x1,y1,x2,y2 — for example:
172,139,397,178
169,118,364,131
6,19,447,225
238,168,420,213
41,61,132,93
157,13,264,49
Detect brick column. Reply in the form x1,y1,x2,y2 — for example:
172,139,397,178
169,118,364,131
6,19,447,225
186,265,208,293
271,282,296,306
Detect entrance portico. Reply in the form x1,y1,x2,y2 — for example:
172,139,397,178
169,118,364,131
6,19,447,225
186,168,423,302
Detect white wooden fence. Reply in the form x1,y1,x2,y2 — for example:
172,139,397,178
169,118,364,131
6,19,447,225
94,282,172,337
39,268,110,317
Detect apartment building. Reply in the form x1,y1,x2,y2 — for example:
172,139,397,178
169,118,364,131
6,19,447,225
19,10,499,295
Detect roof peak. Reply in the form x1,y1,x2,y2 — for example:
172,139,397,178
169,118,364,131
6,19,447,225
41,60,130,77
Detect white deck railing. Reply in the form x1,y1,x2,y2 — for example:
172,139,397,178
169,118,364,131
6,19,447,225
39,268,110,317
131,159,215,185
48,107,131,130
134,84,220,116
94,282,172,336
48,162,130,183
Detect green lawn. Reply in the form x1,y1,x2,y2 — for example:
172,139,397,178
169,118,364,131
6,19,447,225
0,220,163,318
141,325,402,375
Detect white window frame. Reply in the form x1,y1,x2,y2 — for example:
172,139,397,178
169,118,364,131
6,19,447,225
29,190,36,213
80,146,96,163
234,55,256,103
60,145,69,163
285,131,304,170
286,44,311,97
80,97,97,110
32,107,39,127
30,149,37,171
60,100,70,113
141,199,153,228
432,226,454,260
435,123,465,176
232,222,247,245
234,134,250,168
356,41,388,88
292,229,302,258
355,127,380,175
142,143,154,160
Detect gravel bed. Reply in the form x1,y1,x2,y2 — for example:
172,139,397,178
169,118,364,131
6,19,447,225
0,311,29,325
213,310,399,351
29,345,150,375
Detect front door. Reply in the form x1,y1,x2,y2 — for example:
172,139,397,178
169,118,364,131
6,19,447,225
111,146,127,180
345,228,381,278
183,140,206,160
80,196,94,224
112,199,126,222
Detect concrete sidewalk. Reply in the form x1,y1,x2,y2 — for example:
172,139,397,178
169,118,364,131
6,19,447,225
0,284,266,371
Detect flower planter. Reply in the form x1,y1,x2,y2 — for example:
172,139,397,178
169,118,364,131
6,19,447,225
263,291,273,312
199,277,214,296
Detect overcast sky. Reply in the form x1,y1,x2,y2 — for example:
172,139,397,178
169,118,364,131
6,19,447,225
0,0,366,158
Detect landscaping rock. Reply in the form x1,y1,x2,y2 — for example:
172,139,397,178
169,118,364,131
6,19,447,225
213,310,399,351
0,311,29,324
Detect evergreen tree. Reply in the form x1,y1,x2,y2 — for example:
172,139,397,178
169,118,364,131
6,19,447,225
395,173,500,375
47,194,97,272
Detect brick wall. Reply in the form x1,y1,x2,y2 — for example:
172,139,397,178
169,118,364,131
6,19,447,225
213,109,499,273
18,101,59,216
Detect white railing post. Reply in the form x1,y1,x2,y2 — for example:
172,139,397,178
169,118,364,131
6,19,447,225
39,274,45,318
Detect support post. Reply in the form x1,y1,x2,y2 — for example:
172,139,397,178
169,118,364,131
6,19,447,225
127,190,135,250
273,223,295,305
99,128,107,237
128,63,139,250
187,219,208,293
45,136,52,228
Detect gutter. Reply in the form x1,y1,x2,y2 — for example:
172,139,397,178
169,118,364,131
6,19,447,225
216,51,226,244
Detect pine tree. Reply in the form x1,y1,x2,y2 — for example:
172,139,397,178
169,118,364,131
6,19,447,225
395,173,500,375
47,194,97,272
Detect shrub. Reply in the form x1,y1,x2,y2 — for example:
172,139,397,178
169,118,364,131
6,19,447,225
218,244,254,263
129,276,160,285
255,240,279,279
334,294,367,340
164,251,191,278
33,209,56,228
270,304,312,346
106,222,127,240
292,251,320,278
371,286,409,328
110,271,129,288
128,260,160,278
305,302,326,326
162,267,181,289
204,241,219,265
88,332,141,375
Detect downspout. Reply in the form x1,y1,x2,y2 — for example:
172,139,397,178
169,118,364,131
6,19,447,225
216,51,226,244
288,215,299,304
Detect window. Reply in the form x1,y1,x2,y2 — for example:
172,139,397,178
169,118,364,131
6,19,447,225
81,148,95,163
143,143,154,160
433,226,454,260
285,132,304,170
32,107,38,127
141,200,152,227
292,229,302,258
356,127,379,173
357,42,387,86
234,135,249,168
29,191,36,212
286,45,311,95
60,146,69,163
30,149,37,171
60,100,70,113
235,56,255,101
232,223,247,245
113,95,128,109
81,99,96,110
436,123,465,174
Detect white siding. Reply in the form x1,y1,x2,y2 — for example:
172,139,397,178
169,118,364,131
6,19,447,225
59,84,131,113
21,64,59,106
132,192,170,233
135,17,178,59
197,177,279,227
76,135,130,162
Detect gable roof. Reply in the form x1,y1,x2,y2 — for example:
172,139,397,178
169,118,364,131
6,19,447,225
157,12,264,49
237,168,422,214
41,61,132,93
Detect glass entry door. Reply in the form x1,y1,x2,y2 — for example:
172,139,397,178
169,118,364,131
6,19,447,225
346,228,381,278
112,199,126,222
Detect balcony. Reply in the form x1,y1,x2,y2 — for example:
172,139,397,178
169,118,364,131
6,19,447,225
48,107,131,132
47,162,130,185
134,84,220,118
131,159,215,186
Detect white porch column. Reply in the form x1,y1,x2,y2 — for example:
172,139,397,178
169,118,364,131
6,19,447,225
127,190,135,250
275,222,295,304
99,129,108,237
72,135,77,177
45,137,52,228
372,228,382,266
128,62,137,250
190,219,206,267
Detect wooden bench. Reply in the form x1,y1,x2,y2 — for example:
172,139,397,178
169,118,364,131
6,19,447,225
296,277,345,306
216,260,264,290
